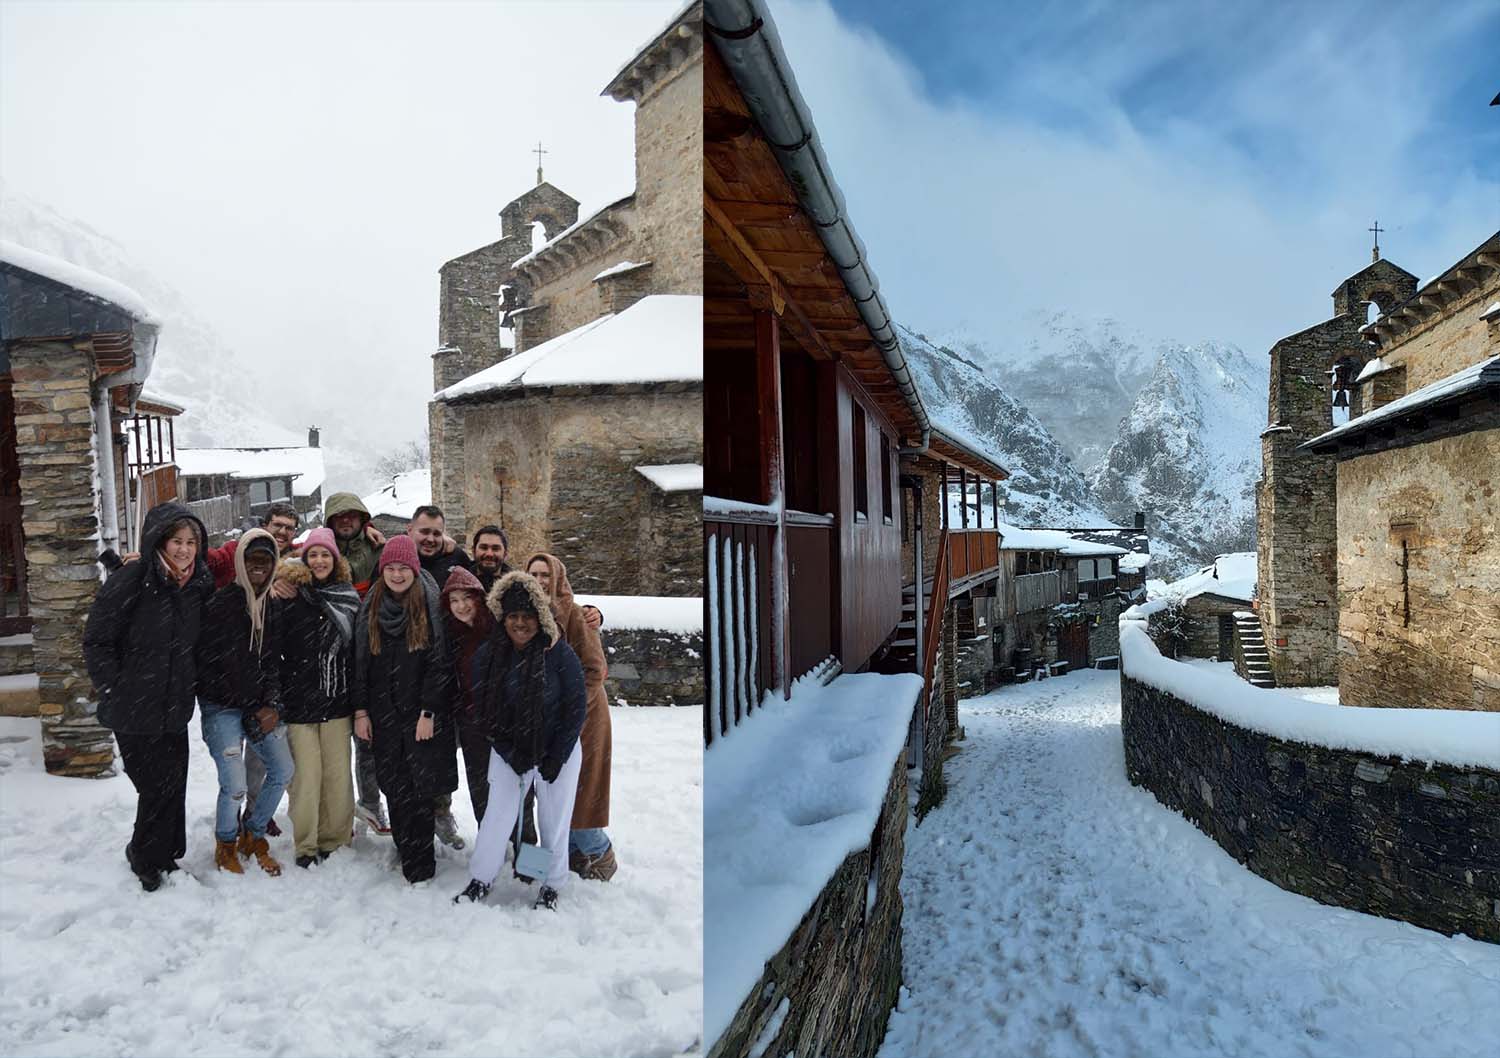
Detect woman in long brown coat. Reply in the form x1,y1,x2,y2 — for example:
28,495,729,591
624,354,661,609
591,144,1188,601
524,552,616,880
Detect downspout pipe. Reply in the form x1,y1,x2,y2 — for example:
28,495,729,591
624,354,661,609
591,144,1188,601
91,321,159,557
705,0,931,443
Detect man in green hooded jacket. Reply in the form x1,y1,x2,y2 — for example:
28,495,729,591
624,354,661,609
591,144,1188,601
324,491,386,596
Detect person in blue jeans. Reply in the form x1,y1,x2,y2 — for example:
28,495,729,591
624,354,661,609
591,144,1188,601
196,529,293,875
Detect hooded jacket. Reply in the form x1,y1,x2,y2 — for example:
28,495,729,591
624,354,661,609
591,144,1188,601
83,502,215,735
276,552,359,724
324,491,383,594
523,553,611,827
474,571,586,779
195,530,283,724
440,566,494,722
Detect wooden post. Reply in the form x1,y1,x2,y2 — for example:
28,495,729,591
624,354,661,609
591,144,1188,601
755,310,791,698
959,467,968,529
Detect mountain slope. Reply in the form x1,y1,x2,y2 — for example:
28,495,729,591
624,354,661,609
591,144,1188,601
1087,339,1264,574
898,324,1116,528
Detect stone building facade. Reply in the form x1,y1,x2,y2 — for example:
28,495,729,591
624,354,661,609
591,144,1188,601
428,4,703,599
1302,232,1500,712
1255,256,1418,686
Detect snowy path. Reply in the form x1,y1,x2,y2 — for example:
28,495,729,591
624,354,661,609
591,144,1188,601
880,671,1500,1058
0,708,701,1058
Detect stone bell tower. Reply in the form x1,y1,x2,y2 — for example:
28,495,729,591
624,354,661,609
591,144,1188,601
1255,248,1417,687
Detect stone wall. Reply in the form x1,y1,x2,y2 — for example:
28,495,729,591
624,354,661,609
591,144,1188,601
1121,670,1500,942
448,385,701,597
515,210,644,347
631,40,703,298
1336,427,1500,711
1180,595,1244,659
427,400,467,540
1377,265,1500,393
1086,594,1122,661
601,628,703,705
710,758,906,1058
10,341,114,776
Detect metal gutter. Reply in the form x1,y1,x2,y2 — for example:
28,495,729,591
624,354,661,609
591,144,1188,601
705,0,930,440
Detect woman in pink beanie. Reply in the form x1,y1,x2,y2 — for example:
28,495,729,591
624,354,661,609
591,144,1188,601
275,526,361,867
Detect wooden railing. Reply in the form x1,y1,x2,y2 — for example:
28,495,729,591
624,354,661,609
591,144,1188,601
921,529,951,720
135,464,178,511
1077,577,1117,599
1016,571,1062,613
946,528,1000,584
186,495,236,540
704,512,774,746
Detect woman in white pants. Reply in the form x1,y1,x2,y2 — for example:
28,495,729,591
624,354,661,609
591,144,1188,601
453,571,587,910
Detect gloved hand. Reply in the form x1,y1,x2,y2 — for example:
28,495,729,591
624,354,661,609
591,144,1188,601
254,706,278,735
538,755,562,783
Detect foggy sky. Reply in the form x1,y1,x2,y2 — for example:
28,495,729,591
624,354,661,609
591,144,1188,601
1,0,678,482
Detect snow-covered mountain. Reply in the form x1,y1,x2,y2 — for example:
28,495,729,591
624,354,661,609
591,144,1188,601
1087,340,1264,574
0,187,384,493
898,324,1117,528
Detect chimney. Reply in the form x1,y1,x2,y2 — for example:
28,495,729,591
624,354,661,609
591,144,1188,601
308,427,320,449
1134,511,1146,530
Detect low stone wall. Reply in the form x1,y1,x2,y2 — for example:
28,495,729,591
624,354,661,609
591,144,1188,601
1121,671,1500,942
710,758,906,1058
601,628,703,706
917,678,949,820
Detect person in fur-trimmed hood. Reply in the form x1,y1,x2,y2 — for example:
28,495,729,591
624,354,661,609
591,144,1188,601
275,527,361,868
196,528,294,877
453,571,586,910
523,552,616,881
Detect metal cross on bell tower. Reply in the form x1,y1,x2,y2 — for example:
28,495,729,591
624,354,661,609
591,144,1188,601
1369,220,1383,263
533,141,548,185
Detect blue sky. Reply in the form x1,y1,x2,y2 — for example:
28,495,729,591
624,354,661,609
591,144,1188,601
771,0,1500,356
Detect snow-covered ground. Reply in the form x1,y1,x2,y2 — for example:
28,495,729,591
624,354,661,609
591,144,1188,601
0,707,701,1058
880,670,1500,1058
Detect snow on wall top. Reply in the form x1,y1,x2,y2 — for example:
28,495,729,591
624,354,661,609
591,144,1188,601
634,463,702,492
594,260,651,281
175,446,326,496
1159,551,1257,603
998,524,1129,557
573,593,701,634
436,295,702,400
509,192,634,271
1122,621,1500,770
705,668,922,1048
360,468,432,521
604,0,697,91
1304,355,1500,450
0,238,159,325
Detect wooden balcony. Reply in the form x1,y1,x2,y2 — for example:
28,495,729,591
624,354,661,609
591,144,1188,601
945,528,1000,588
1077,577,1117,600
704,511,775,746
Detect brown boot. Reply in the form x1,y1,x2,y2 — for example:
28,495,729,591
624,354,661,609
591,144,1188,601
215,839,245,874
236,827,254,858
243,834,282,877
570,845,618,881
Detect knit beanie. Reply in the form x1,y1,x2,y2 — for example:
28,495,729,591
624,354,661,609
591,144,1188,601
377,533,418,573
499,579,540,620
302,526,338,558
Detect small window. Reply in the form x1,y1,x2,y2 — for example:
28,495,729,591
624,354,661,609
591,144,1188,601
852,401,868,519
880,433,893,523
1078,558,1095,581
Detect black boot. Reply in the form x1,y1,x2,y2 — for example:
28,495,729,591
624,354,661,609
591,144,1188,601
453,879,490,904
125,843,162,893
295,855,316,869
533,885,558,911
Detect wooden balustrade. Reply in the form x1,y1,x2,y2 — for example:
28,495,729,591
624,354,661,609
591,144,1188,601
705,515,774,746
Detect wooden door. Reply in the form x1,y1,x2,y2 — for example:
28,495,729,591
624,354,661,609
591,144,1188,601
1058,621,1088,673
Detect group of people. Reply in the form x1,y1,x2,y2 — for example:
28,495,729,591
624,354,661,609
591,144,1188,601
83,492,618,910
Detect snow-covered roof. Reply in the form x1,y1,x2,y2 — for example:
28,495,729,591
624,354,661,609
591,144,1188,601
1354,357,1389,382
998,523,1128,557
635,463,702,492
1119,552,1151,573
436,295,702,401
175,446,326,496
1303,355,1500,451
603,0,697,94
360,468,432,521
1160,551,1257,603
0,239,159,325
594,260,651,282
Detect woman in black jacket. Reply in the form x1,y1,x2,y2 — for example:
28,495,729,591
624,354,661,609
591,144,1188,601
351,535,456,883
83,502,214,892
453,570,586,911
276,527,360,868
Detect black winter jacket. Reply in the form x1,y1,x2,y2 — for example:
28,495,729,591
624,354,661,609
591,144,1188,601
83,503,214,735
276,592,354,724
196,582,282,727
421,547,474,590
352,572,457,798
472,634,586,780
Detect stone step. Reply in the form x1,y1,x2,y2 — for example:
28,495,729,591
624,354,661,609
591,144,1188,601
1249,680,1276,688
0,634,34,678
0,672,40,718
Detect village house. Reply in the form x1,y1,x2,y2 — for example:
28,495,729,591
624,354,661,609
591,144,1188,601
428,2,702,599
174,428,325,541
1300,231,1499,711
0,242,173,774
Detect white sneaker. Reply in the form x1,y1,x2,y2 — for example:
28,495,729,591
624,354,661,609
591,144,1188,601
354,802,391,836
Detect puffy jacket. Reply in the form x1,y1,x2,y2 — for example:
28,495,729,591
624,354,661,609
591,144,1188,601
472,634,586,779
276,557,357,725
83,502,214,735
196,582,282,724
